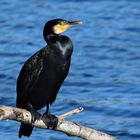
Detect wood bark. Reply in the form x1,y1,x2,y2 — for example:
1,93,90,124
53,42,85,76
0,106,118,140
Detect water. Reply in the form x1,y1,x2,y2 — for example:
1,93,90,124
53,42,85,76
0,0,140,139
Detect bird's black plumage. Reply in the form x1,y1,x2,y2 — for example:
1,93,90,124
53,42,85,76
16,19,81,138
16,35,73,109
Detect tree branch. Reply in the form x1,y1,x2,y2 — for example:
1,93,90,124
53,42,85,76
0,106,118,140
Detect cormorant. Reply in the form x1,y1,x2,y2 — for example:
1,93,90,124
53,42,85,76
16,19,82,138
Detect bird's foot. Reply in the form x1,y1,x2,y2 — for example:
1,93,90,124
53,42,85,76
41,113,58,129
27,105,41,123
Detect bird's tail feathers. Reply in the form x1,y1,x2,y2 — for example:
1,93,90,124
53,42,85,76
18,123,33,138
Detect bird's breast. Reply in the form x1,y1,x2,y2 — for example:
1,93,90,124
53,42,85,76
52,36,73,59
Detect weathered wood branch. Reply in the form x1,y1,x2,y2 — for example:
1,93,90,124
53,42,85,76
0,106,118,140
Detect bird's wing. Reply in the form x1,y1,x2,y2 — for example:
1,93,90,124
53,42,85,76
23,55,44,92
16,48,48,107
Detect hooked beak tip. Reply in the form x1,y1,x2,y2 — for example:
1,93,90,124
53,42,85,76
69,20,83,26
76,21,83,25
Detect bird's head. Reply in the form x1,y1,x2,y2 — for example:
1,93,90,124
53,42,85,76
43,19,82,41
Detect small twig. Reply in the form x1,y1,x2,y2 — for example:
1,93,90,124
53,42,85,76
59,107,83,119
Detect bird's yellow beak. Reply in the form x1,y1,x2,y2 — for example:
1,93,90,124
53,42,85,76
53,21,82,35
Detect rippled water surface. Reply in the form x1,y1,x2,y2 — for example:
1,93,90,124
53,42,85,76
0,0,140,140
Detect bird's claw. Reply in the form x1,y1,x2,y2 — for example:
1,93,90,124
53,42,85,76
27,105,41,123
41,113,58,129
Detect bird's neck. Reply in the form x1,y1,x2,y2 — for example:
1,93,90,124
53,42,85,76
54,35,73,60
45,33,58,43
46,34,73,60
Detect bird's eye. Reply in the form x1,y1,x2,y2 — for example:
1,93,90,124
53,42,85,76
60,21,66,25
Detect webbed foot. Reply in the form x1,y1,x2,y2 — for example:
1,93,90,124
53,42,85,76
42,113,58,129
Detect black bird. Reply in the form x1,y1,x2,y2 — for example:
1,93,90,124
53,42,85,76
16,19,82,138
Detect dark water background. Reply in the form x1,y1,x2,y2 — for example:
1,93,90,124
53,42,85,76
0,0,140,140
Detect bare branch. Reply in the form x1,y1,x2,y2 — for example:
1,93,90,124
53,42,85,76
59,107,83,119
0,106,118,140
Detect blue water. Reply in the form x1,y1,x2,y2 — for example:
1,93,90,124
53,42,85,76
0,0,140,140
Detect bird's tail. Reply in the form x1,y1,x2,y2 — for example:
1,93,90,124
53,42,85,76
18,123,33,138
